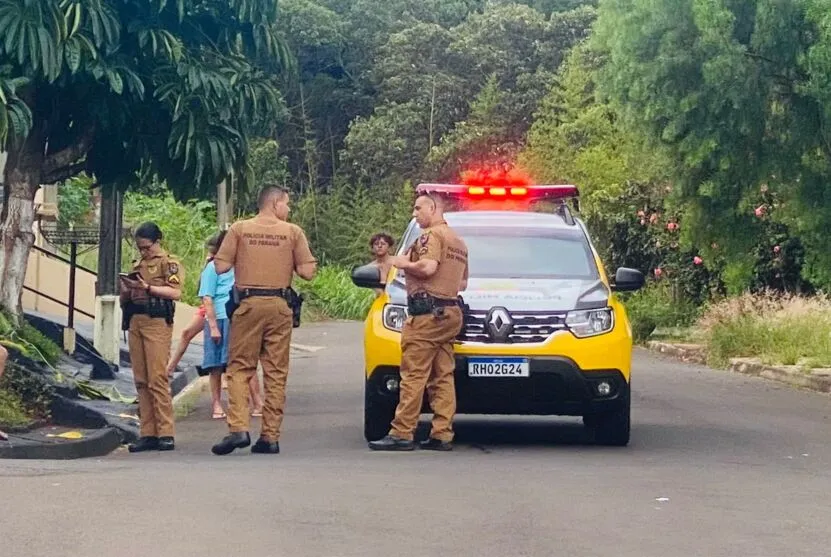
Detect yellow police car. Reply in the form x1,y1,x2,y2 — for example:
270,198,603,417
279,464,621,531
351,182,645,446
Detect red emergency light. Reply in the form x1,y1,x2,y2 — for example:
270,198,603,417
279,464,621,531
416,183,579,200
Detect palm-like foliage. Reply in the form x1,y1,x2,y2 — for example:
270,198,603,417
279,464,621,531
0,0,291,192
0,0,292,315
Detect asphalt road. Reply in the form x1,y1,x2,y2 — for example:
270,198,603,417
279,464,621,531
2,320,831,557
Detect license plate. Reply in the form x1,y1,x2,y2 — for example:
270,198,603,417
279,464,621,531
467,357,530,377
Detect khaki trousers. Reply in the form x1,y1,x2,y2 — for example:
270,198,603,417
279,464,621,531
226,296,293,442
389,307,463,442
128,314,175,438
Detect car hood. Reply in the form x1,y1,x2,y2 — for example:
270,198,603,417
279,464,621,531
386,275,609,312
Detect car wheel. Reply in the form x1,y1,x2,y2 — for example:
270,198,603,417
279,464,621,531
589,397,631,447
364,380,395,442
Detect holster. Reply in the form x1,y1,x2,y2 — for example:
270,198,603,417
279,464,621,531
225,287,242,321
121,301,134,331
147,297,175,325
285,287,304,328
456,295,471,338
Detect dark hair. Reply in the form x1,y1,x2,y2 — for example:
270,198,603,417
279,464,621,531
370,232,395,248
257,184,289,209
134,221,163,242
205,230,227,252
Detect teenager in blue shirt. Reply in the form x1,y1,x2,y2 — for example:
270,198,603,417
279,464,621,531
199,231,263,419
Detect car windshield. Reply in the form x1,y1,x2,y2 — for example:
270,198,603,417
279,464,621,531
457,229,598,279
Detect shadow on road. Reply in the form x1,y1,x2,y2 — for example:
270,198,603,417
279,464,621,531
416,417,594,449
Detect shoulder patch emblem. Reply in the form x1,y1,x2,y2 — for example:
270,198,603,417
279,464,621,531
418,234,429,246
168,262,179,274
168,275,180,285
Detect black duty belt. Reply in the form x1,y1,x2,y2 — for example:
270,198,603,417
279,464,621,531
407,293,462,316
239,287,289,299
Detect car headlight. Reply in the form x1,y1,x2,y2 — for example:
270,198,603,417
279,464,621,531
382,304,408,332
565,307,614,338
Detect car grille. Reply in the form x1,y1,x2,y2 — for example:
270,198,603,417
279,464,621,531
459,310,568,344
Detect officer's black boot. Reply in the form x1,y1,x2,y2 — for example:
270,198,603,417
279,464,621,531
128,436,159,453
419,438,453,451
251,437,280,454
157,436,175,451
211,431,251,455
368,434,415,451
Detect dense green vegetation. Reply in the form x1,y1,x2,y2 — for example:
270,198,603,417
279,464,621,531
7,0,831,370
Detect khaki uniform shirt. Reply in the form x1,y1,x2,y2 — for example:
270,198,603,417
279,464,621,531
214,215,316,289
126,251,184,304
405,221,468,299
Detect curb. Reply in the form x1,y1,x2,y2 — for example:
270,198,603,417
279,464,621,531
173,375,209,417
291,342,325,353
645,341,831,394
0,426,123,460
645,341,707,365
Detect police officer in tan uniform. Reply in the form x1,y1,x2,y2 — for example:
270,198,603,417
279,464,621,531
369,192,469,451
119,222,184,452
210,185,317,455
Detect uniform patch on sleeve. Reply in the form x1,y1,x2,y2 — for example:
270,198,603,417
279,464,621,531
168,275,180,285
168,262,179,274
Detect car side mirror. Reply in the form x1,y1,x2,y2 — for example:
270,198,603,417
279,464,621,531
351,263,384,290
611,267,645,292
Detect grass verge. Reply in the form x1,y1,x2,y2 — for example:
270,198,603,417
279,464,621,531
620,281,700,343
296,265,374,322
0,387,31,428
696,291,831,369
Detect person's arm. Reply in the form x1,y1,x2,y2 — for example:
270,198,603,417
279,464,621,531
213,226,239,274
198,265,221,343
148,258,185,301
390,233,441,278
293,227,318,280
459,259,469,292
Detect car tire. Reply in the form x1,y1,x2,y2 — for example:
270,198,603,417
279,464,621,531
588,397,631,447
364,380,395,442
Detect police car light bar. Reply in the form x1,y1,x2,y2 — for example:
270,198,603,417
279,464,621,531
416,183,579,199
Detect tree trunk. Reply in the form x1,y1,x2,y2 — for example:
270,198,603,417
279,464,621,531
0,143,44,320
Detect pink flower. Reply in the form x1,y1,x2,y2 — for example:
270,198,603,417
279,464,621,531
654,268,663,278
773,245,781,254
755,205,766,217
693,256,703,265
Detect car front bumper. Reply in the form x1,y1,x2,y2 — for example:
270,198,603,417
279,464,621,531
367,356,629,418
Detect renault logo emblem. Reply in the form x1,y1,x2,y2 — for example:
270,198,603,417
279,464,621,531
486,307,513,341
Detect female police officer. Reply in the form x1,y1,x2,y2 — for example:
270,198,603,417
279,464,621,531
120,222,185,452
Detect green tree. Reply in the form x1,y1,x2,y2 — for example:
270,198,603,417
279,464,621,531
591,0,831,291
0,0,289,316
